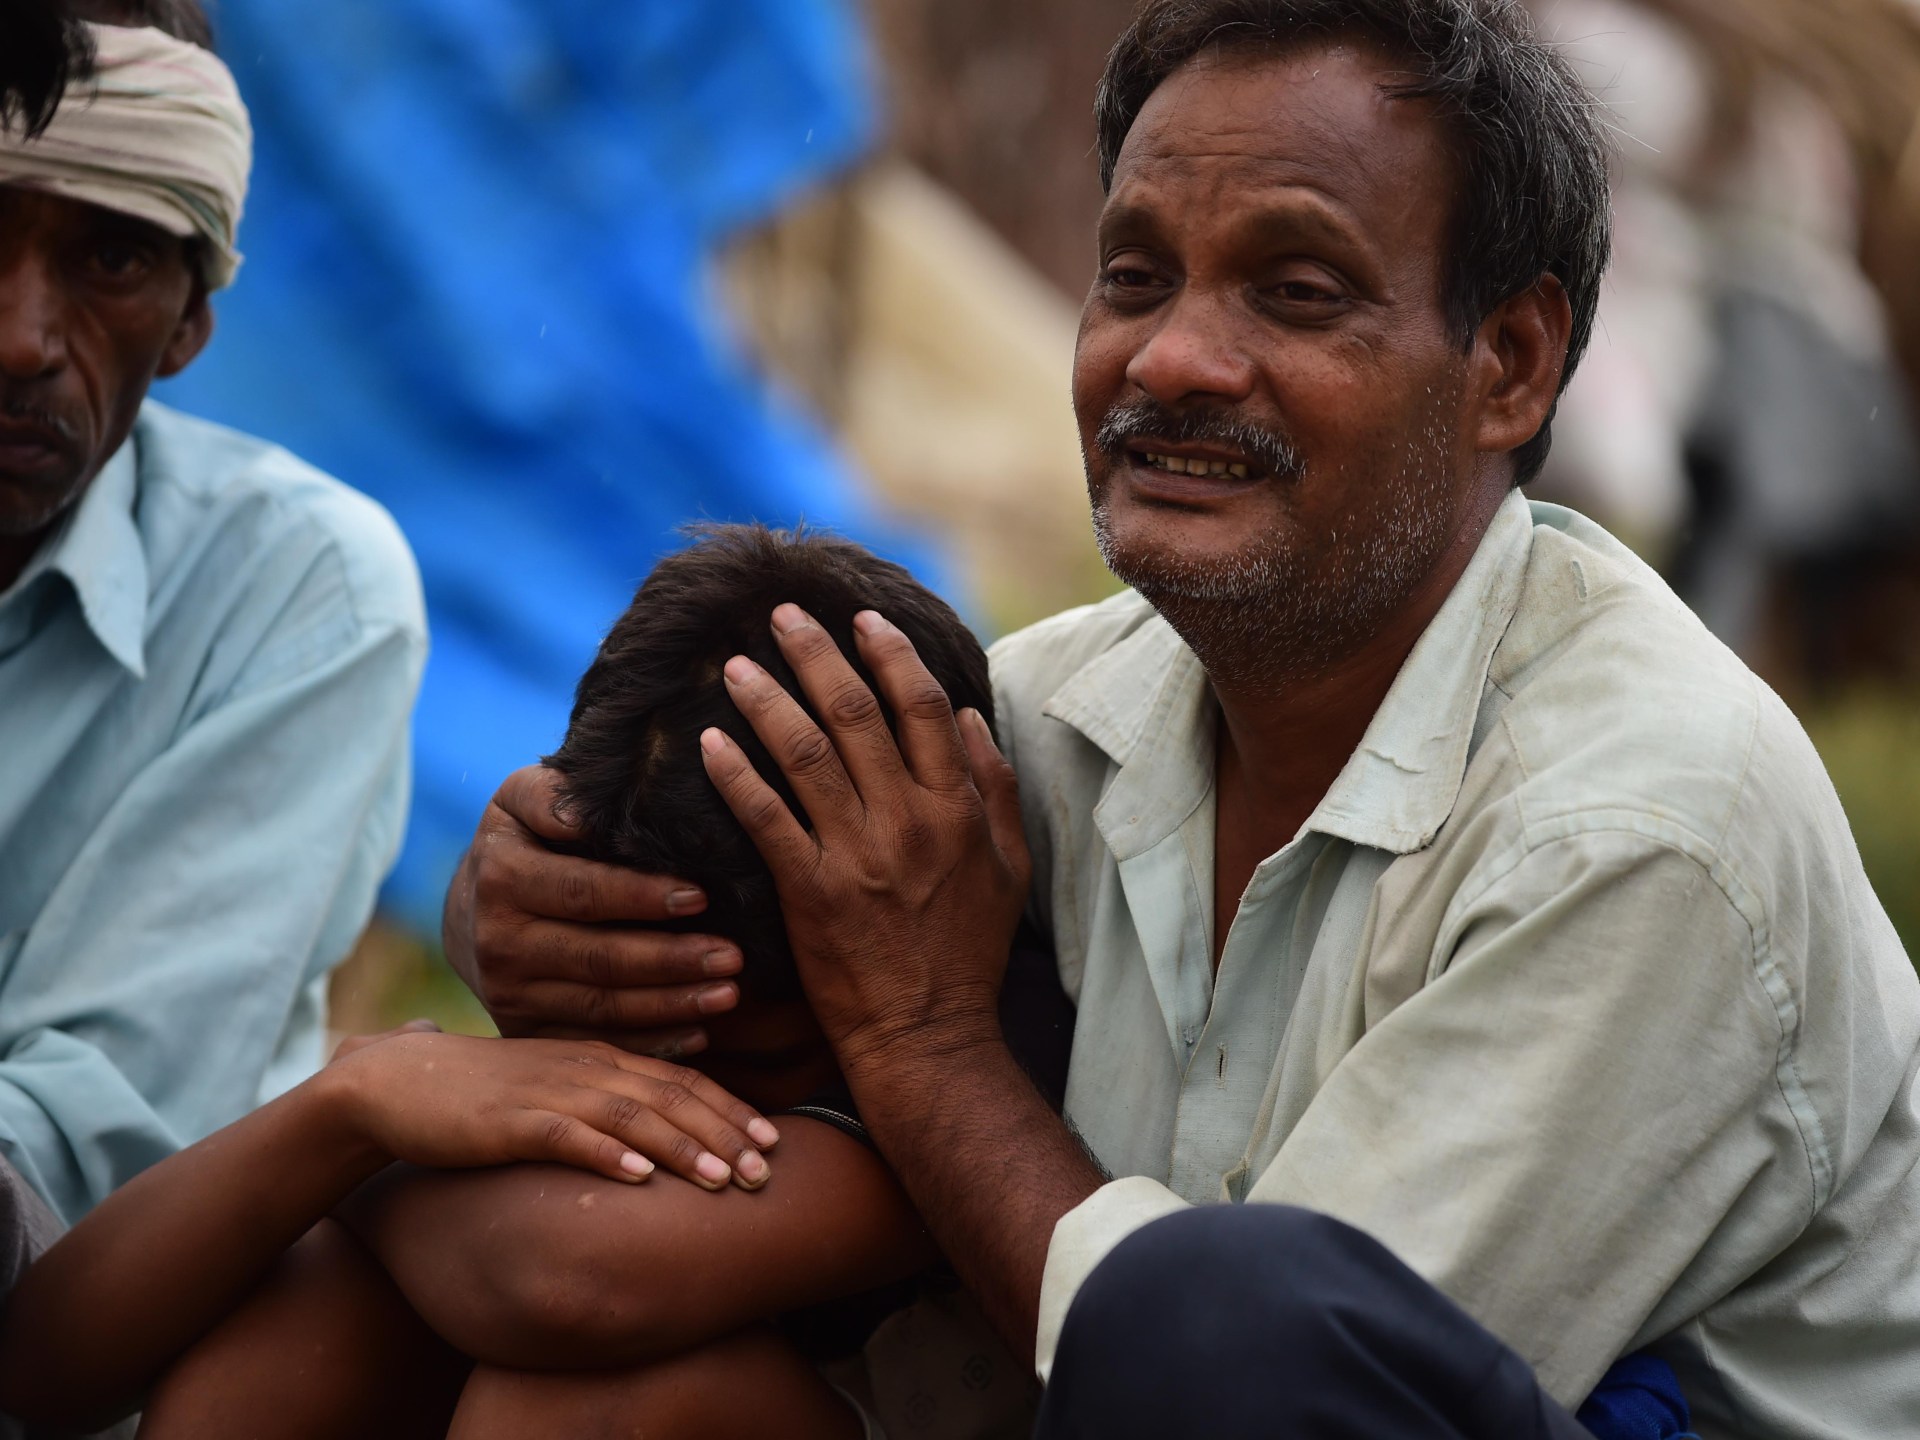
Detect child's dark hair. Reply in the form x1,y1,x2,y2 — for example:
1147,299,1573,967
546,525,992,1002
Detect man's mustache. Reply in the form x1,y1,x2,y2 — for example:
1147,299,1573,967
0,390,80,445
1094,397,1306,481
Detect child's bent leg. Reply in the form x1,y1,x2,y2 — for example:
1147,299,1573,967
448,1325,868,1440
138,1219,468,1440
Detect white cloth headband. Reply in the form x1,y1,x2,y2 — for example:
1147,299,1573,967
0,23,252,290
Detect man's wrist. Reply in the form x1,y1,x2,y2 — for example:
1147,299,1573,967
837,1006,1003,1095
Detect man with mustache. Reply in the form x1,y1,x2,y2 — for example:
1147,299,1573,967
0,0,424,1352
452,1,1920,1436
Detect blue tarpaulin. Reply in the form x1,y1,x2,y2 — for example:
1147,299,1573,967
158,0,950,930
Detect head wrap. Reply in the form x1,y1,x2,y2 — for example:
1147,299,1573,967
0,23,252,290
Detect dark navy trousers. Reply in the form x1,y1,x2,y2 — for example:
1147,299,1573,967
1034,1205,1598,1440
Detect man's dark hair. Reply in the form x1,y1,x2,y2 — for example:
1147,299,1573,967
1,0,215,137
77,0,214,48
0,0,92,137
1095,0,1611,486
547,525,993,1002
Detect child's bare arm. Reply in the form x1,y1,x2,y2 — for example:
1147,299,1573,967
343,1116,936,1371
0,1030,776,1432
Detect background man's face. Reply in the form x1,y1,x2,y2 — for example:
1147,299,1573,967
1072,41,1485,677
0,187,209,544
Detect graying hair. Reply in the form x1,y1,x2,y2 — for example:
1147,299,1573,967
1094,0,1612,486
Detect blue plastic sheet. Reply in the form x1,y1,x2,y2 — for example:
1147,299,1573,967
158,0,951,930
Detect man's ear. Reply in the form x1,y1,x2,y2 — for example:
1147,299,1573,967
156,285,214,379
1469,275,1571,460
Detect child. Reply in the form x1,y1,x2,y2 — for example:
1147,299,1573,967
0,525,1061,1439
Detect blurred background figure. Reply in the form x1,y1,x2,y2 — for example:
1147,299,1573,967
163,0,1920,1027
1533,0,1920,685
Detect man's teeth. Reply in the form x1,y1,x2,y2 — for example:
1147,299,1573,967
1141,452,1250,478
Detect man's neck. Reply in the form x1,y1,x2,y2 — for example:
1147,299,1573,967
1208,482,1509,879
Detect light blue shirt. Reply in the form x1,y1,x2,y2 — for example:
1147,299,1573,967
0,402,426,1222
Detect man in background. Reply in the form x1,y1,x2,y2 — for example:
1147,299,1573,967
0,0,425,1320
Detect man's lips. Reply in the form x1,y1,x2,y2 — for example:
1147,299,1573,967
0,417,75,474
1116,441,1268,503
1124,439,1263,480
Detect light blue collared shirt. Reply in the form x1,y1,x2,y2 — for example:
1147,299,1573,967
0,402,426,1222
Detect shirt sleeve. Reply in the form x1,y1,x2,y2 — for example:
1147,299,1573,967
1036,830,1800,1403
0,602,424,1223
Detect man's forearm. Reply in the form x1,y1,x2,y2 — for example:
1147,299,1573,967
844,1030,1105,1360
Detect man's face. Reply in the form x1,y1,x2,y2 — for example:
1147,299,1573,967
0,186,211,544
1074,42,1487,682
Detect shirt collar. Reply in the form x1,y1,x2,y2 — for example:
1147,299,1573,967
1041,489,1535,861
13,437,149,677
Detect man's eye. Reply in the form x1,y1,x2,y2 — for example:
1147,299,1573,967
1102,265,1162,291
1273,280,1338,304
87,243,151,279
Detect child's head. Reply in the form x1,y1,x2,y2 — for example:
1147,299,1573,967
547,525,991,1006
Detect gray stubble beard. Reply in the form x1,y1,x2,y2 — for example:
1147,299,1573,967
1088,401,1463,699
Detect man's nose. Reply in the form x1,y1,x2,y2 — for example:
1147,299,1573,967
0,251,70,381
1124,290,1256,406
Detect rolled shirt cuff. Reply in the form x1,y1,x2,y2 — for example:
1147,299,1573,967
1035,1175,1191,1381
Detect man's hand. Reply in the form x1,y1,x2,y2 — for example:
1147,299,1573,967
701,604,1099,1358
698,604,1031,1075
443,766,745,1056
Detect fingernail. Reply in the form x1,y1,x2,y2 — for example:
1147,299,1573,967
770,603,810,634
666,887,706,916
700,727,727,756
664,1029,709,1058
695,1152,731,1185
696,983,738,1015
723,656,760,686
736,1151,769,1186
747,1118,780,1148
702,947,743,977
620,1151,654,1178
853,609,887,635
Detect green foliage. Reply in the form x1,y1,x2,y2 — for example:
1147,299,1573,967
378,949,497,1036
1802,691,1920,974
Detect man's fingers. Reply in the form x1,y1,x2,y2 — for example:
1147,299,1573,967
490,765,584,844
490,921,742,993
700,727,820,875
477,833,708,927
717,652,863,829
517,977,741,1032
767,604,913,803
960,707,1028,874
852,610,972,794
